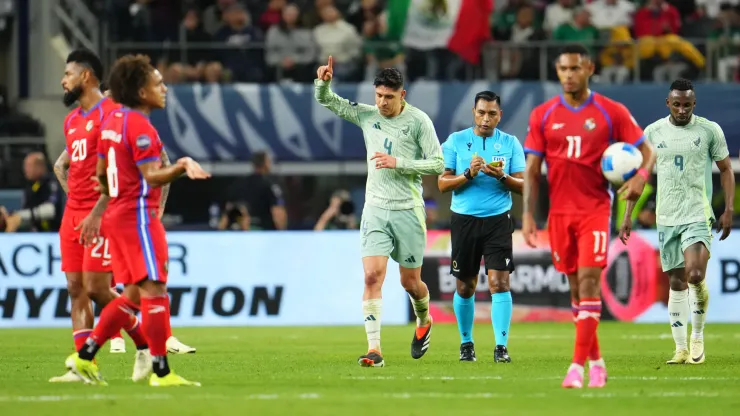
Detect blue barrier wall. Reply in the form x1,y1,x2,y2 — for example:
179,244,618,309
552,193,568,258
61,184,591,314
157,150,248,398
152,82,740,163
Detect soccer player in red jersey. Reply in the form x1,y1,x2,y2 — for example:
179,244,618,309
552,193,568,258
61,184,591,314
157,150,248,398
64,54,209,386
50,50,152,383
522,44,655,388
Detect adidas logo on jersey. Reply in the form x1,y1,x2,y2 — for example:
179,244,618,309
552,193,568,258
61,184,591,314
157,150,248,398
657,141,667,149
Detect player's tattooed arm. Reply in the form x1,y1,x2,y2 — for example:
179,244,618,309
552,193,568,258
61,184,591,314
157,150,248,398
95,156,110,196
53,150,71,194
159,149,172,213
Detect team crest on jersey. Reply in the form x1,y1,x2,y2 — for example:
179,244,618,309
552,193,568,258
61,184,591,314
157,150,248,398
86,120,94,131
399,126,410,136
494,143,502,151
583,118,596,131
692,137,701,148
136,135,152,149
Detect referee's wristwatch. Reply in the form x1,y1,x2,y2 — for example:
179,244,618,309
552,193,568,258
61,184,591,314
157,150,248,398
498,173,508,182
463,168,474,180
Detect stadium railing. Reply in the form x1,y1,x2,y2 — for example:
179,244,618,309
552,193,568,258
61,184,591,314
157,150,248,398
101,37,736,83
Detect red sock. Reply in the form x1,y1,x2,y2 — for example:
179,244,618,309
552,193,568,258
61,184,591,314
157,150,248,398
164,298,172,339
572,300,601,360
141,296,170,357
73,329,92,351
571,300,579,323
87,296,137,349
573,298,601,366
124,315,149,348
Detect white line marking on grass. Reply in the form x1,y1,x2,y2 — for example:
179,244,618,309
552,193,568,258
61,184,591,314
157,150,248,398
345,375,740,382
0,394,172,402
343,376,503,381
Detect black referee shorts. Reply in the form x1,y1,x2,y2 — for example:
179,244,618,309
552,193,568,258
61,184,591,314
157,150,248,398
450,211,515,279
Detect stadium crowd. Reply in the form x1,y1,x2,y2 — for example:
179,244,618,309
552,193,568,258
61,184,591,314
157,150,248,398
95,0,740,83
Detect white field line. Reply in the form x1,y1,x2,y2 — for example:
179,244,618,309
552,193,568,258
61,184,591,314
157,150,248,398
0,391,726,403
342,375,740,382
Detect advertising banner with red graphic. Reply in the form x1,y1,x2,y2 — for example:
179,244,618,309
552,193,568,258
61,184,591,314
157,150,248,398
422,229,740,323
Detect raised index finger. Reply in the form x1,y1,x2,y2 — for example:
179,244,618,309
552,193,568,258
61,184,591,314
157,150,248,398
328,55,333,71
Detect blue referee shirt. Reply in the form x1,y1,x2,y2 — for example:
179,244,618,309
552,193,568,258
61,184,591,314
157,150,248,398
441,127,525,218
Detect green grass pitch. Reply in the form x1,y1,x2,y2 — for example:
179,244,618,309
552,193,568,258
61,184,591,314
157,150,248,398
1,322,739,415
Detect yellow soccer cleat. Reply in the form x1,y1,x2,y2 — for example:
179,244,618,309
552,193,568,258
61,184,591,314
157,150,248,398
689,338,705,364
166,336,197,354
666,349,690,365
149,372,201,387
64,353,107,385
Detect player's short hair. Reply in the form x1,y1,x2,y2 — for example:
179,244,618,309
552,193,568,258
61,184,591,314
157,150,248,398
373,68,404,91
474,91,501,107
558,43,590,59
66,49,104,82
669,78,694,92
100,82,108,93
251,151,269,169
107,54,155,108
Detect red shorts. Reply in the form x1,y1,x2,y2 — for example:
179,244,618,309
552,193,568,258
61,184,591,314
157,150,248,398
547,212,610,275
59,209,112,273
108,218,169,285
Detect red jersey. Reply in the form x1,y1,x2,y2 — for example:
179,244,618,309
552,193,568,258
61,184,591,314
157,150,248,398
63,97,121,211
524,92,644,215
98,109,163,222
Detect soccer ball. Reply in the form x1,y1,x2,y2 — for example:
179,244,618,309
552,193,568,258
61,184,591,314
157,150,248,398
601,142,643,186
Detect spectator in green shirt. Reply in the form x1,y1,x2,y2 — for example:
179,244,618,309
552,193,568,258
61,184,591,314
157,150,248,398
552,8,600,55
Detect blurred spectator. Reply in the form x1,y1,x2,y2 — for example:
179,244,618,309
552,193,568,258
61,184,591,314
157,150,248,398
544,0,576,33
599,26,635,83
203,0,240,36
586,0,636,30
710,4,740,82
493,0,538,41
347,0,384,33
697,0,740,19
203,61,227,82
171,8,218,82
423,197,446,230
217,201,250,230
128,0,153,42
634,0,706,72
0,152,63,232
303,0,334,28
314,5,363,80
224,152,287,231
259,0,287,32
265,3,318,82
498,5,546,80
213,4,264,82
362,14,404,80
314,190,357,230
552,8,600,56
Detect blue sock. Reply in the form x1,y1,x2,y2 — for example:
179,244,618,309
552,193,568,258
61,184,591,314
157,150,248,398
453,291,475,344
491,291,513,347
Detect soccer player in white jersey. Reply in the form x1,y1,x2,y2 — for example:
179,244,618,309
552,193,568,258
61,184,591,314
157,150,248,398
620,79,734,365
314,56,444,367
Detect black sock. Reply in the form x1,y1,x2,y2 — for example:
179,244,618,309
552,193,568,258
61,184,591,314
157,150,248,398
136,344,149,351
78,339,100,361
152,355,171,377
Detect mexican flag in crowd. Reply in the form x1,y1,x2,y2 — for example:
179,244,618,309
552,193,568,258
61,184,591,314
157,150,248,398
385,0,493,64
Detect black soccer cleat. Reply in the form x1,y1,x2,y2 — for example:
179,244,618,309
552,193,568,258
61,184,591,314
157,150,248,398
459,342,476,362
494,345,511,363
358,350,385,367
410,318,433,359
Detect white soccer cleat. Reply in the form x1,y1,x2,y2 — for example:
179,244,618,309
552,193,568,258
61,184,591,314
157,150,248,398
689,337,705,364
666,348,690,364
110,337,126,354
132,349,153,382
49,370,85,383
166,336,196,354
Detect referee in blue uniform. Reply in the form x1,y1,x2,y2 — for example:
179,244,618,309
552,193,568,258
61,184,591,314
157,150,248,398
438,91,525,363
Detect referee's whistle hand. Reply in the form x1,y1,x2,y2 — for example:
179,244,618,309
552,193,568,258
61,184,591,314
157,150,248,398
470,157,484,176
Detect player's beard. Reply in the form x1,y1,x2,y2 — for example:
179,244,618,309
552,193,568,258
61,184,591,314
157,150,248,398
62,85,83,107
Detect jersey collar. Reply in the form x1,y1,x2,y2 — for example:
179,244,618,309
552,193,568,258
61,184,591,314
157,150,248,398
559,91,594,112
80,97,107,117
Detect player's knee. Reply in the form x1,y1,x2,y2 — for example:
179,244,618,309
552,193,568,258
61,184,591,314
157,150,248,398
668,274,687,291
687,267,704,285
364,269,384,288
66,278,84,299
456,277,476,298
488,273,510,293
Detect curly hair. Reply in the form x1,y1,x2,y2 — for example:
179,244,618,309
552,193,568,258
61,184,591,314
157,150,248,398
107,54,155,108
670,78,694,92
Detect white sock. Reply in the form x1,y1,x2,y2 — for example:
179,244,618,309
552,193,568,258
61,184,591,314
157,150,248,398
409,293,430,326
689,279,709,340
589,358,606,369
363,299,382,352
668,289,690,350
568,363,585,378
